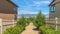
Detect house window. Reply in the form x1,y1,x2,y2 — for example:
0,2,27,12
51,6,55,11
14,7,17,11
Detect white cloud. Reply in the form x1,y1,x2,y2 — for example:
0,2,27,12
29,1,50,7
34,1,50,4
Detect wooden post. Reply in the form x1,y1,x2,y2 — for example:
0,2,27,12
49,6,51,19
55,17,58,30
0,19,2,34
13,20,15,27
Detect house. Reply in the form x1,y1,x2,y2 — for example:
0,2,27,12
0,0,18,34
0,0,18,20
49,0,60,19
45,0,60,29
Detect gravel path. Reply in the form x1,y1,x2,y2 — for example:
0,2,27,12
21,22,40,34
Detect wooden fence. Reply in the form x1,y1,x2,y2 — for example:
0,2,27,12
46,18,60,30
0,18,16,34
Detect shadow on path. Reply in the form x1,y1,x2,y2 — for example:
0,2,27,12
21,22,40,34
33,28,41,34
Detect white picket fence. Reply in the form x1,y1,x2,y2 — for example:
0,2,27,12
0,18,17,34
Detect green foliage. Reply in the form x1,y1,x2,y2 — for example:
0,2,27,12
3,26,24,34
28,16,35,22
16,15,26,27
3,14,29,34
39,25,53,34
33,11,45,28
39,25,60,34
3,11,46,34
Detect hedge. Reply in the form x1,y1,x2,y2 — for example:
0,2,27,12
39,25,60,34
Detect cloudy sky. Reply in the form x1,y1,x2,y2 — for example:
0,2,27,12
11,0,52,16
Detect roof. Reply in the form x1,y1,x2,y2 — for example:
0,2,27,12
7,0,18,7
49,0,55,6
49,0,60,6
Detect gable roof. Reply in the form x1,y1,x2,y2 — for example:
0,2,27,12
49,0,55,6
49,0,60,6
7,0,18,7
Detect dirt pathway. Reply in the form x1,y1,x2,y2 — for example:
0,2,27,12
21,22,40,34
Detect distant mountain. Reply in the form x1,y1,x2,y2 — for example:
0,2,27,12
18,14,37,18
18,14,49,18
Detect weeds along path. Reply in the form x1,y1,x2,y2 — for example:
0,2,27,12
21,22,40,34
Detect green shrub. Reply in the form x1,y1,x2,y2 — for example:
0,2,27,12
3,26,23,34
3,14,29,34
39,25,60,34
33,11,45,28
39,25,53,34
55,30,60,34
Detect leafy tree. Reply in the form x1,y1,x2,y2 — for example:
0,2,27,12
33,11,45,28
16,14,26,27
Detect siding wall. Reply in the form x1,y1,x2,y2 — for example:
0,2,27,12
0,0,17,14
49,11,55,18
48,0,60,29
55,3,60,18
0,0,17,34
50,3,60,18
0,13,15,20
0,0,17,20
0,18,16,34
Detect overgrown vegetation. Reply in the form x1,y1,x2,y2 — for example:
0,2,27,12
3,11,60,34
3,15,29,34
39,25,60,34
3,11,46,34
33,11,45,28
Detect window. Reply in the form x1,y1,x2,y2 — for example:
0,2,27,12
14,7,17,11
51,6,55,11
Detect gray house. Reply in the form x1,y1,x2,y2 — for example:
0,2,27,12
49,0,60,19
46,0,60,28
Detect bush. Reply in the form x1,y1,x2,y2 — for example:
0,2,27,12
3,14,29,34
3,26,24,34
28,16,35,22
16,15,26,27
39,25,53,34
54,29,60,34
33,11,45,28
39,25,60,34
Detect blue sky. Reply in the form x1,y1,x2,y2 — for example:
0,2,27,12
11,0,52,16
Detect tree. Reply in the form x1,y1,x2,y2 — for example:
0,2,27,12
33,11,45,28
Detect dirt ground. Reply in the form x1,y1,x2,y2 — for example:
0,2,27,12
21,22,40,34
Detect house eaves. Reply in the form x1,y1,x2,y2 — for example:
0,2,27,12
49,0,55,6
7,0,18,7
49,0,60,6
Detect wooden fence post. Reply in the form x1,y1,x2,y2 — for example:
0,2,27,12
13,20,15,27
55,17,58,30
0,18,2,34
